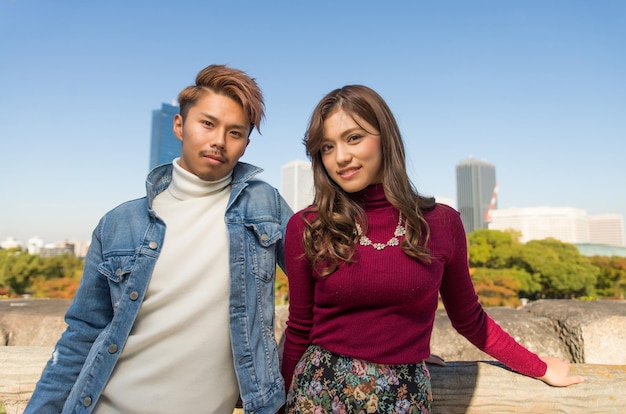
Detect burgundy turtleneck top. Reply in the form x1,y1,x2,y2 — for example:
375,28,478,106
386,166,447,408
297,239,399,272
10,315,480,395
281,183,546,391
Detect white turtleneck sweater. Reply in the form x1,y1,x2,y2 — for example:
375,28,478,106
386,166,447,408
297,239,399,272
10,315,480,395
95,159,238,413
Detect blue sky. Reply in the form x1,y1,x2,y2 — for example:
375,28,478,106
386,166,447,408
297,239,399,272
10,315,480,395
1,0,625,244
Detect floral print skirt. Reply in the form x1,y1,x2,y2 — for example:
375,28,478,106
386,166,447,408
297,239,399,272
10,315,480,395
286,344,432,413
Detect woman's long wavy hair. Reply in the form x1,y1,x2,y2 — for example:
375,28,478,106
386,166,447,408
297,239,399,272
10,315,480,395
302,85,436,276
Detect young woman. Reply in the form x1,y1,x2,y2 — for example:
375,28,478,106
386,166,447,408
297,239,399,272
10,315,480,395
280,85,583,413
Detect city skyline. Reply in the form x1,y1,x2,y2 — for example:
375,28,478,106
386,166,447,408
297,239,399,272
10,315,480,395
3,153,625,247
2,1,625,244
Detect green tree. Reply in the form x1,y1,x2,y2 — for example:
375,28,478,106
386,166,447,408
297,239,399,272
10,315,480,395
589,255,626,299
467,229,522,268
40,254,84,280
517,238,598,299
0,248,43,296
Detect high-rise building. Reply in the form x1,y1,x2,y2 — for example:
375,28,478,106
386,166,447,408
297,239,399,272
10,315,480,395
488,208,626,248
281,160,314,212
488,207,590,244
588,214,625,247
456,158,497,235
149,103,180,170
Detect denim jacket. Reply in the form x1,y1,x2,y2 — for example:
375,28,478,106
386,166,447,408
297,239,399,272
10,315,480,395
25,162,292,414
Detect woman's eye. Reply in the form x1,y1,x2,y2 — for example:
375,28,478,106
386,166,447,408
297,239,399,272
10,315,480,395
347,134,362,142
320,144,333,153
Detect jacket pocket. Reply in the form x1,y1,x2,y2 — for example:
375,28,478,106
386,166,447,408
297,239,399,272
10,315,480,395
245,221,282,282
98,255,136,283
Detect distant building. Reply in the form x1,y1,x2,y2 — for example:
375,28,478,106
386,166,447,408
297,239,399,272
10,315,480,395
149,103,180,170
488,207,626,248
456,158,497,235
73,240,91,258
588,214,625,247
26,236,44,255
0,237,23,250
281,160,314,212
39,241,75,258
488,207,589,244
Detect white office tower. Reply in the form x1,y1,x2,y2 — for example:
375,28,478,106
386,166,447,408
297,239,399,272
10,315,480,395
588,214,626,247
281,160,314,212
488,207,590,244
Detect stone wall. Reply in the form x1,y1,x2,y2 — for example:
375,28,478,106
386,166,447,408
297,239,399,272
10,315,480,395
2,298,625,364
0,299,626,365
430,299,626,365
1,298,625,413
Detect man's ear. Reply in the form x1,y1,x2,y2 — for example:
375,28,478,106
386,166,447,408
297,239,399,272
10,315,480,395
173,114,184,142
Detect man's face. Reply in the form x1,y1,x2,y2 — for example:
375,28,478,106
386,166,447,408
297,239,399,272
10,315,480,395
173,91,250,181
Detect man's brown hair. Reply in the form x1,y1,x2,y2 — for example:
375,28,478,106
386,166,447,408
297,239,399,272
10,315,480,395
177,64,265,135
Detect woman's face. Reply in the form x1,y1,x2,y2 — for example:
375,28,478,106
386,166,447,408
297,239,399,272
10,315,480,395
320,109,383,193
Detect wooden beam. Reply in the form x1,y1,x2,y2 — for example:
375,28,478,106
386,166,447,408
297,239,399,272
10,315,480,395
428,361,625,413
1,348,624,414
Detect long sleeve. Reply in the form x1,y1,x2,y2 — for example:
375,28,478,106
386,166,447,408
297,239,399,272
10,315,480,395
280,212,315,392
437,207,547,378
25,221,115,413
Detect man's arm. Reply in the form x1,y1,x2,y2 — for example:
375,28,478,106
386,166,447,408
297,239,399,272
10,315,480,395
25,221,114,413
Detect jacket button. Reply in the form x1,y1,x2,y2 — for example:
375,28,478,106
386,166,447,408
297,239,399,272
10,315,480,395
260,234,269,241
129,291,139,301
149,241,158,249
108,344,118,354
115,268,123,277
83,396,92,407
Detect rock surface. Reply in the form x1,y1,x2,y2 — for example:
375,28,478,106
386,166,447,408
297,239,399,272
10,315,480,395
522,299,626,364
1,298,625,366
0,299,71,346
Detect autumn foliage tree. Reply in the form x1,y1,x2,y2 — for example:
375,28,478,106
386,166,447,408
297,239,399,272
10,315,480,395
0,229,623,305
468,229,542,303
468,230,603,304
0,248,83,298
588,255,626,299
471,267,522,307
0,248,43,296
275,265,289,305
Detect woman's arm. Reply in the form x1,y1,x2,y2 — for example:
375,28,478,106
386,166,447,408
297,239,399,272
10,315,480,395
280,213,316,392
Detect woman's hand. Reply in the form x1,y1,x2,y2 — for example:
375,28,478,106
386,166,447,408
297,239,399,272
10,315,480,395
537,356,584,387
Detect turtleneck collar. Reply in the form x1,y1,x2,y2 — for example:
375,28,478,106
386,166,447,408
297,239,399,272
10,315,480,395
349,183,389,210
168,158,233,201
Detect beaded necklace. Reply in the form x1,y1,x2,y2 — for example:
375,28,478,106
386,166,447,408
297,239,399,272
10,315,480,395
355,213,406,251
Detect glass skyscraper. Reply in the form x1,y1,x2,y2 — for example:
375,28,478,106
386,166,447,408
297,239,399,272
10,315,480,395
149,103,180,170
456,158,497,235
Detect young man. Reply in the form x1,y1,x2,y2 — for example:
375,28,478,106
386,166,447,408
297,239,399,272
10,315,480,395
25,65,291,414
